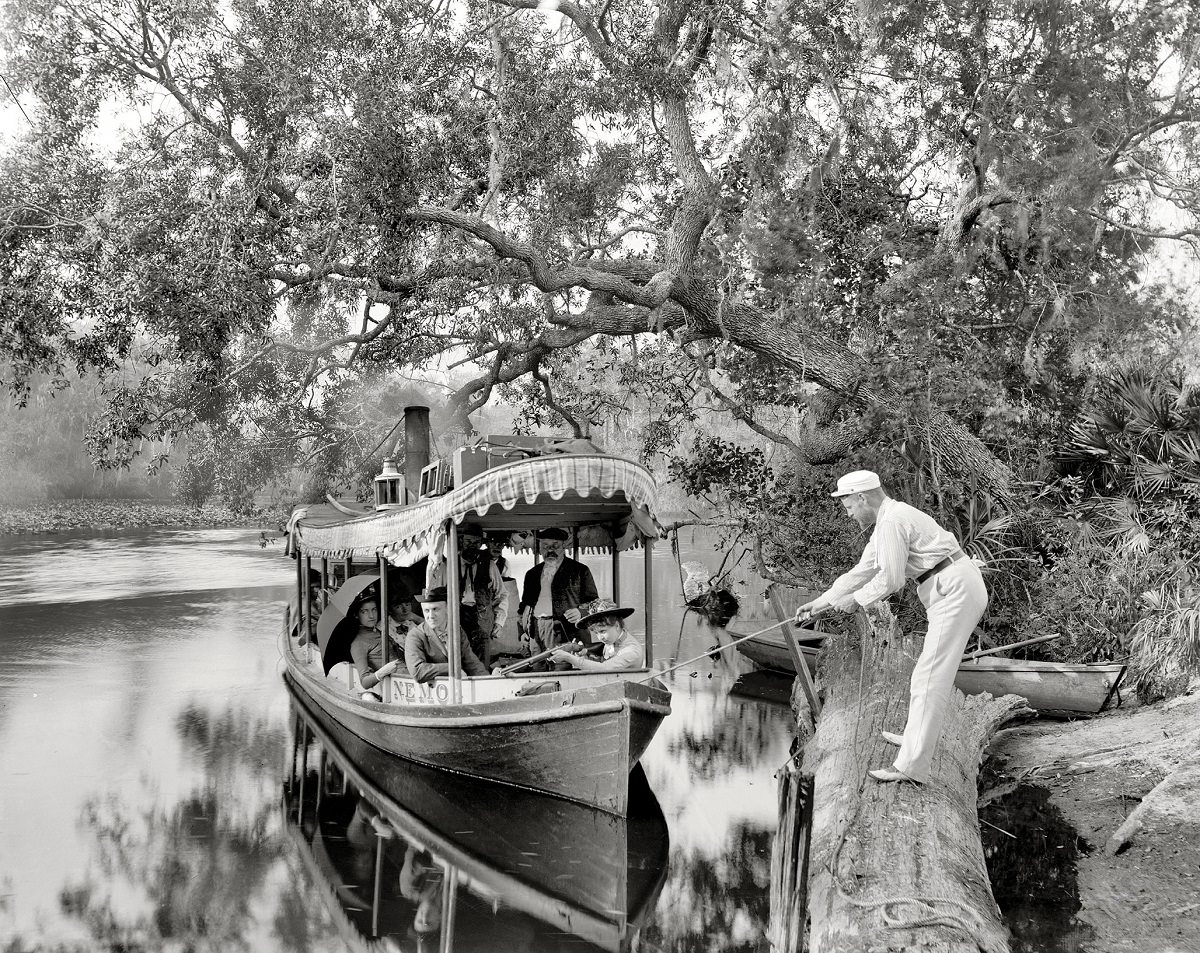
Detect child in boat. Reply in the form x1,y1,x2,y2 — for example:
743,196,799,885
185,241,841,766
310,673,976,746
549,598,645,671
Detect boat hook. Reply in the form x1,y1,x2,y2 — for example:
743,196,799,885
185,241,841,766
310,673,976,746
636,620,791,683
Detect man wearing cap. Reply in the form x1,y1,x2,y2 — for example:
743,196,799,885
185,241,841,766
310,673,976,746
549,598,645,671
402,586,489,684
517,528,599,653
795,469,988,785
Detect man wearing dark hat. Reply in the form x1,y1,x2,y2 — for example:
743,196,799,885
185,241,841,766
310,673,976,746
402,586,489,684
517,527,599,654
432,523,507,667
794,469,988,785
549,598,645,671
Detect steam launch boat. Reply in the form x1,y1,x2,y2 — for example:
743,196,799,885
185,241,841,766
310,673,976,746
282,407,671,815
283,678,670,952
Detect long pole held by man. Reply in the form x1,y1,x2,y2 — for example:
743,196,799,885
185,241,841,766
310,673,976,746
795,470,989,784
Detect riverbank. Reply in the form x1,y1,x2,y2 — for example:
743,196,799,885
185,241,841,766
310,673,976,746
0,500,287,535
986,686,1200,952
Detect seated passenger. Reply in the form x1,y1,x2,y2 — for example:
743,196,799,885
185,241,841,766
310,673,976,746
348,597,408,698
549,598,645,672
404,586,489,684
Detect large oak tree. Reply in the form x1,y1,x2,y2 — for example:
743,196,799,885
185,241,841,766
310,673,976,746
2,0,1197,501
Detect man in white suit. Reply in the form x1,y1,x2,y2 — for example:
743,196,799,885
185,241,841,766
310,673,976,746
795,470,988,784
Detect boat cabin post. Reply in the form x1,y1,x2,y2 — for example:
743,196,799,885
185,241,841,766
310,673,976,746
370,832,385,937
298,555,311,664
610,525,621,601
644,535,654,667
378,552,391,704
445,520,464,703
441,864,461,951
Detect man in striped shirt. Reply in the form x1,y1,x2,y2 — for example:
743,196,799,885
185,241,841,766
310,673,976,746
795,470,989,784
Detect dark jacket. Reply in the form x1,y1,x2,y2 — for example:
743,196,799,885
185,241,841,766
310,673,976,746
519,557,599,621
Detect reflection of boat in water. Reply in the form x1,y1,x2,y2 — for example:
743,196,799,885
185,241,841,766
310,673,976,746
728,669,796,708
725,620,1127,715
284,414,671,815
282,678,670,953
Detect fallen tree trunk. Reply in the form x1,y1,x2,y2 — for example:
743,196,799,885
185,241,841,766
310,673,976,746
798,604,1031,953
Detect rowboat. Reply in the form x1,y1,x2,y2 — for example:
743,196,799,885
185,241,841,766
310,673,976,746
724,620,1127,715
283,410,671,815
283,679,670,953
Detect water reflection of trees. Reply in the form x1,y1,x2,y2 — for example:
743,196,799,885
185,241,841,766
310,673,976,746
54,706,296,951
662,694,792,782
640,822,773,953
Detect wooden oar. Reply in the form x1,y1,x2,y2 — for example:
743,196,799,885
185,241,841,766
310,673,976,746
960,632,1061,661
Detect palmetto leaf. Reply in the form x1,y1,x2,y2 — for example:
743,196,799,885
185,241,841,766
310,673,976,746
1057,366,1200,499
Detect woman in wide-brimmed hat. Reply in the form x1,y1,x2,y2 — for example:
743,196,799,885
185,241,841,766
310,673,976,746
548,598,645,672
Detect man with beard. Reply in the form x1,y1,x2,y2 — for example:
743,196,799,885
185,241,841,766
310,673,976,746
794,470,988,785
517,527,599,655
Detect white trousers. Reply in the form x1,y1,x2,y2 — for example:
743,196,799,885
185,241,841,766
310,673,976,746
893,559,988,782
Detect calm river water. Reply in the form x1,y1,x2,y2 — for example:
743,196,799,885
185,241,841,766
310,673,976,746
0,526,797,952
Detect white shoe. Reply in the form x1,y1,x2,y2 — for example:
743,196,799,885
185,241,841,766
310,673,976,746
868,767,922,784
881,730,904,747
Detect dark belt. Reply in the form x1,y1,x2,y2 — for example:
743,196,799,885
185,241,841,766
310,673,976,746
915,550,966,586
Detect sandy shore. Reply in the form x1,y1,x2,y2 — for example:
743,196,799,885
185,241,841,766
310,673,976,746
987,688,1200,952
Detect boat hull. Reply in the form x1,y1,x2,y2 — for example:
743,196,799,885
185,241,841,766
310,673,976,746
954,659,1126,715
284,681,671,951
725,624,1125,715
282,633,670,814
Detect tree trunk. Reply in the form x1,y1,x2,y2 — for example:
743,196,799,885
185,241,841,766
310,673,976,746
801,605,1030,953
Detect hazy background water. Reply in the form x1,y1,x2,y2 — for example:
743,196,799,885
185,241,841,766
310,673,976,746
0,526,797,952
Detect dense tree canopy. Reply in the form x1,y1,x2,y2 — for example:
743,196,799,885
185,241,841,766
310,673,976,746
2,0,1198,506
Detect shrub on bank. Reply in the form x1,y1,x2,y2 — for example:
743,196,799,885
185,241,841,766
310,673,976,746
0,500,288,535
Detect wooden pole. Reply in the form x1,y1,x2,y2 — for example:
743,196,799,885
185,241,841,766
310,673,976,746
960,632,1060,661
303,556,313,664
770,588,821,730
371,829,384,937
611,525,621,601
379,553,390,703
297,720,309,824
440,865,459,953
643,536,654,668
770,766,812,953
446,521,462,703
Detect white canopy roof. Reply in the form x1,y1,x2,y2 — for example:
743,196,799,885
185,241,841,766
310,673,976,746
289,454,662,568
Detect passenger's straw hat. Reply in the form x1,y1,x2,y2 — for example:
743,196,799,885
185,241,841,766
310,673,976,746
575,597,635,628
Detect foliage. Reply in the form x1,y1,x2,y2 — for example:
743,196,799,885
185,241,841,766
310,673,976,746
1,0,1197,509
1056,367,1200,500
1128,584,1200,701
